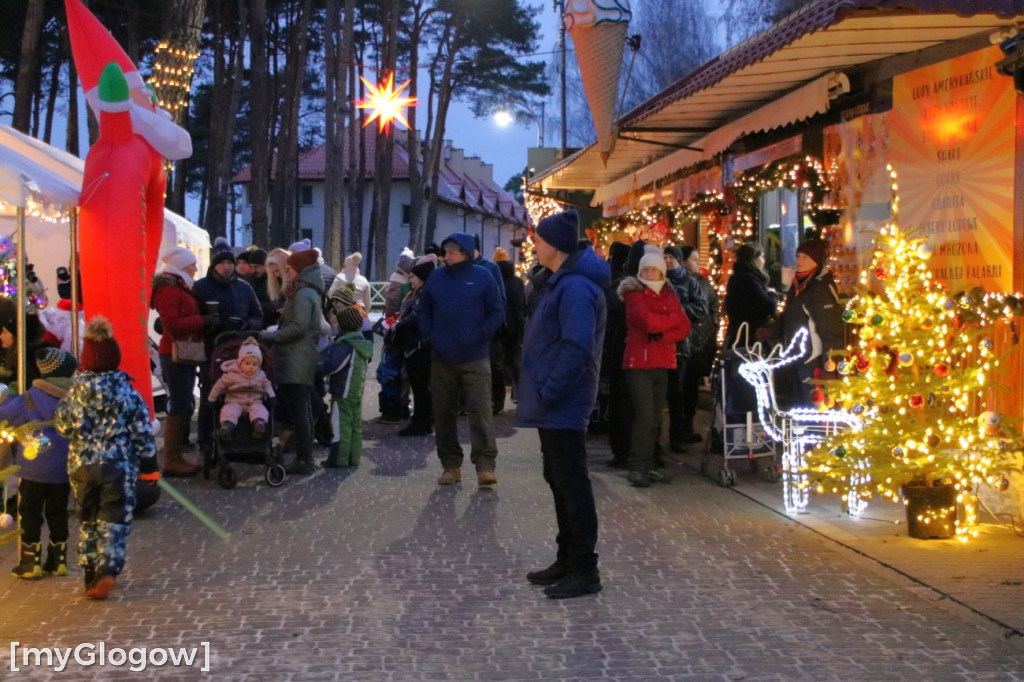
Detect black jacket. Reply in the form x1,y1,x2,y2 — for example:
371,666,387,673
666,268,709,359
778,267,845,364
724,261,779,348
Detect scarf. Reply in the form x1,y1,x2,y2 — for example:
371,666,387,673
792,268,816,297
640,277,665,294
161,265,194,289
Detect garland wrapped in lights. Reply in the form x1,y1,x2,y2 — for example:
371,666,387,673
729,156,841,242
522,192,567,276
803,197,1024,541
149,42,200,117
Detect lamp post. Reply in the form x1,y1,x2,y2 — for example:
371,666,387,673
493,101,546,147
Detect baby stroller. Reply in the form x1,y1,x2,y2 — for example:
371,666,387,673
203,332,286,489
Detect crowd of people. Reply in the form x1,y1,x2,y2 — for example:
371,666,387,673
2,214,843,601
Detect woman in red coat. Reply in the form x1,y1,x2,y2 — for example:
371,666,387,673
618,247,691,487
150,248,215,477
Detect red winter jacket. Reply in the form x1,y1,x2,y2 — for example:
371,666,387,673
150,273,205,355
618,276,691,370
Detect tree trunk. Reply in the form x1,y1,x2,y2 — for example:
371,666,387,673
271,0,313,247
322,0,345,269
202,0,247,238
344,0,359,257
406,4,427,253
12,0,46,134
249,0,271,248
159,0,207,214
66,47,80,156
42,59,61,144
424,26,462,246
370,0,400,280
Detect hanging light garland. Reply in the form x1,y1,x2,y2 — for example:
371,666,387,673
521,191,566,277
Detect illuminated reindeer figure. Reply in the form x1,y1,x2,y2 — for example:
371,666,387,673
733,325,863,514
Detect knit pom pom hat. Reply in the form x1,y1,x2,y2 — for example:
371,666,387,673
237,337,262,364
80,316,121,372
335,306,364,334
36,347,78,379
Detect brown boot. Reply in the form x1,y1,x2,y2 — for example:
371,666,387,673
162,414,200,477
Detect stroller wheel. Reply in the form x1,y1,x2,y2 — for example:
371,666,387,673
217,466,238,489
265,464,287,487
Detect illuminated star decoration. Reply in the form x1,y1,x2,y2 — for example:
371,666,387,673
355,72,417,134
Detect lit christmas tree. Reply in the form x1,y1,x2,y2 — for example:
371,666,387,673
803,179,1024,541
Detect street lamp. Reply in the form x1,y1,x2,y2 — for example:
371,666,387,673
492,101,546,147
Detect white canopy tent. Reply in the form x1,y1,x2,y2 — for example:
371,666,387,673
0,123,210,299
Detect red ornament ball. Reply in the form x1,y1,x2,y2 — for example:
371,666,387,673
855,356,871,372
926,434,940,448
933,363,949,377
909,394,924,409
810,388,827,405
874,266,888,280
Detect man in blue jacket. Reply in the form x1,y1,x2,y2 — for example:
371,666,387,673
418,232,504,487
517,210,609,599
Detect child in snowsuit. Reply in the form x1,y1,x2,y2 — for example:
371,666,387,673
55,317,159,600
208,337,275,440
5,348,78,579
318,305,372,468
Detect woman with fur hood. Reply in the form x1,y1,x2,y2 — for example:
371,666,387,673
618,246,691,488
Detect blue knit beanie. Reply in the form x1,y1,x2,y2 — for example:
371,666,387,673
536,210,579,254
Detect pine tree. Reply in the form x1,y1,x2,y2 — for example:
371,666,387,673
804,219,1024,541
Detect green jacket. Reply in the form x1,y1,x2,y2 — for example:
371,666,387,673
259,264,325,385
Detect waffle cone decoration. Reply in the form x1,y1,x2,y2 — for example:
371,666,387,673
566,0,631,162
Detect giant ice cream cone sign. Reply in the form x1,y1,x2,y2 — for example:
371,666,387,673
566,0,631,161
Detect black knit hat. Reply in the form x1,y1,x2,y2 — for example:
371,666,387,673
796,239,829,268
247,248,267,266
211,249,236,267
335,306,364,334
410,255,437,282
35,347,78,379
536,210,579,254
663,245,684,263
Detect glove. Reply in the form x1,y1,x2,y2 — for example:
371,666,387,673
228,316,246,331
202,314,220,329
138,471,160,485
648,332,663,342
266,397,277,410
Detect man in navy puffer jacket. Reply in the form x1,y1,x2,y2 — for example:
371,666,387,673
417,232,504,487
518,210,609,599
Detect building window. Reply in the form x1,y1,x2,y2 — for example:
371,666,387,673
401,204,411,227
759,188,802,292
301,228,313,242
301,185,313,206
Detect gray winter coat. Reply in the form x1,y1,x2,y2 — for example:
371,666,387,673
259,264,325,385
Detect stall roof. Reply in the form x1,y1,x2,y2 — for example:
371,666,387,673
533,0,1024,194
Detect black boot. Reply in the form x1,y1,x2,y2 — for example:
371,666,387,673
291,456,315,475
526,562,566,586
42,541,68,576
544,569,602,599
11,542,43,579
217,421,237,441
320,442,344,468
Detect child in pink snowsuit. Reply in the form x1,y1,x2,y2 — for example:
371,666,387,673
209,337,275,439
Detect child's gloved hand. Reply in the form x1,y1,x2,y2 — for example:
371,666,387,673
139,470,160,485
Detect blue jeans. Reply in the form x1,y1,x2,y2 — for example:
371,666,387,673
159,354,197,416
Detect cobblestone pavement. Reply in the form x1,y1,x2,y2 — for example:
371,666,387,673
2,396,1024,680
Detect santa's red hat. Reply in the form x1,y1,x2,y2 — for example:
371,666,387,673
65,0,146,108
